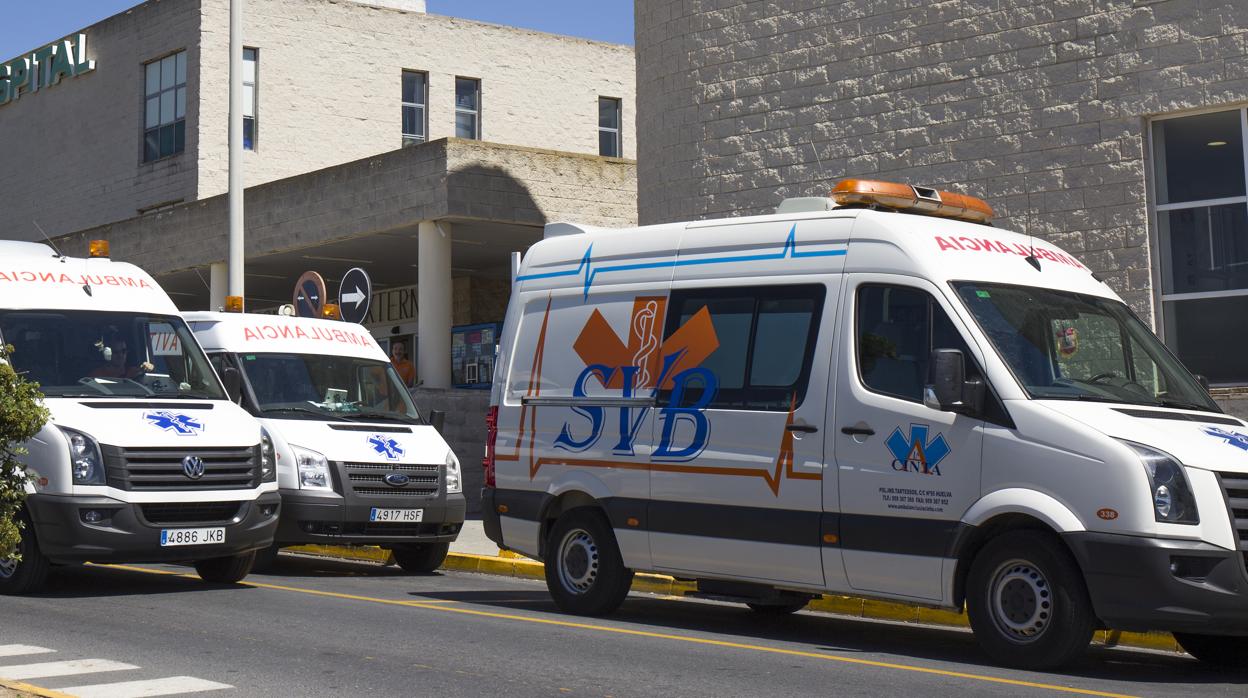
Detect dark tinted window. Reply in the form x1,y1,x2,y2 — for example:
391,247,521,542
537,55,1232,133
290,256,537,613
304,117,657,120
663,285,824,411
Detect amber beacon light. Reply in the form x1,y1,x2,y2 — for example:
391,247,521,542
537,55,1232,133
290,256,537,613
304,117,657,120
88,240,110,258
830,179,994,223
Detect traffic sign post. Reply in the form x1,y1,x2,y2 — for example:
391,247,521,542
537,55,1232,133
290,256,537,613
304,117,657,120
294,271,327,318
338,267,372,324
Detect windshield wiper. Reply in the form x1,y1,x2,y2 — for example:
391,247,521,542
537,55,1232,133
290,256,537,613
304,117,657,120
341,411,421,425
1155,398,1216,413
261,406,349,421
1040,393,1123,403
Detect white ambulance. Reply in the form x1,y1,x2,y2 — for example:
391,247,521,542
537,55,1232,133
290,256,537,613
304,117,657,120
482,180,1248,668
0,241,280,594
184,311,465,572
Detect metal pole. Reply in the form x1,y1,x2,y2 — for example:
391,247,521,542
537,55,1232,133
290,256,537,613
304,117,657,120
227,0,244,304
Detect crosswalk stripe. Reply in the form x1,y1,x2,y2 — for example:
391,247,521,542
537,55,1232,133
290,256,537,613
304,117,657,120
0,645,55,658
0,658,137,680
60,676,234,698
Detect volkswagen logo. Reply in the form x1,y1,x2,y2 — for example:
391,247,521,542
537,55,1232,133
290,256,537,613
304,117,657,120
383,473,410,487
182,455,205,480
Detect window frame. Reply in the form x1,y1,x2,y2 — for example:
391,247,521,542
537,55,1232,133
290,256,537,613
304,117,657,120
401,70,428,146
141,50,188,163
660,284,826,412
243,47,258,151
598,96,622,157
454,76,481,140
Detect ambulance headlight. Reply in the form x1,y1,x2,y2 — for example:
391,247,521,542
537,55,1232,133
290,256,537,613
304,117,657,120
259,428,277,482
445,451,462,494
62,427,105,486
1123,441,1198,525
292,445,333,492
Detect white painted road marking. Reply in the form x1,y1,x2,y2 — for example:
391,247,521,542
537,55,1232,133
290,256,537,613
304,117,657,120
0,658,137,680
61,676,234,697
0,644,55,658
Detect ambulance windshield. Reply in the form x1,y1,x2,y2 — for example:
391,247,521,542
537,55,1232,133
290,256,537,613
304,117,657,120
953,282,1219,412
235,353,421,424
0,310,226,400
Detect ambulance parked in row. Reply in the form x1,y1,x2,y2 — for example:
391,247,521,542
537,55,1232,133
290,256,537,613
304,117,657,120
185,312,465,572
483,180,1248,669
0,242,280,594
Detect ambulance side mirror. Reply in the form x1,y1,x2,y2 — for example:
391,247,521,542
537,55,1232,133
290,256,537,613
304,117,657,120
1194,374,1211,393
429,409,446,433
222,367,242,404
925,349,984,416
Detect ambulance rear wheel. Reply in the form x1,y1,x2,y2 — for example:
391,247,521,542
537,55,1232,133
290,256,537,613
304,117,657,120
545,508,633,616
966,530,1094,669
1174,633,1248,668
0,515,49,595
194,551,256,584
393,543,450,573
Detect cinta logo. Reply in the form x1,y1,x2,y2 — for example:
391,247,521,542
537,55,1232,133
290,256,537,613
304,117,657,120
369,435,405,461
1202,426,1248,451
885,423,950,476
144,411,204,436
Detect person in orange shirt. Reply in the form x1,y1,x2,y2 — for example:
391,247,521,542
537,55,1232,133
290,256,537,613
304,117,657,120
390,340,415,388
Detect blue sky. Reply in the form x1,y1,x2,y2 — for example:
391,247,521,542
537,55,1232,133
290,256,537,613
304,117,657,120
1,0,633,60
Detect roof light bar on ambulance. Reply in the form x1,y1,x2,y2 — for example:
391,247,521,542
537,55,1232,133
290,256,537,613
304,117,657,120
829,179,994,224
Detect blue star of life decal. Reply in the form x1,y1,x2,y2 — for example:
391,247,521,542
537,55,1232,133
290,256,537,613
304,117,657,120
369,434,405,461
1203,426,1248,451
885,423,950,476
144,410,204,436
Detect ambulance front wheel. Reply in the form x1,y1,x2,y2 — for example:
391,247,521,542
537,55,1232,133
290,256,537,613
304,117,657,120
544,508,634,616
0,513,50,595
194,551,256,584
966,530,1095,669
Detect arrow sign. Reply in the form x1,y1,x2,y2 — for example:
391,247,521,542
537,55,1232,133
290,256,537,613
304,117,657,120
338,267,372,324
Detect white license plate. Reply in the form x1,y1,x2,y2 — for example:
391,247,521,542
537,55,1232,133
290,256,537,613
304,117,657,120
160,527,226,547
370,508,423,523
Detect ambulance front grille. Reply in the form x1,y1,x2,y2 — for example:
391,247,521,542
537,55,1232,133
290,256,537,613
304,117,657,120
102,445,260,491
1216,471,1248,576
337,461,441,499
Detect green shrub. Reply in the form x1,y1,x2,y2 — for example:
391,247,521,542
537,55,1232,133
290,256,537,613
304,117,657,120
0,345,50,563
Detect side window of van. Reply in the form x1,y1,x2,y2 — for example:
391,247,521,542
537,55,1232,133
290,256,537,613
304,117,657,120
856,285,982,403
662,284,825,411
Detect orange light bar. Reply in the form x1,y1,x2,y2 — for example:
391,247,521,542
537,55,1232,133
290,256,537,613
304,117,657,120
88,240,110,258
830,179,994,223
322,303,341,320
224,296,244,313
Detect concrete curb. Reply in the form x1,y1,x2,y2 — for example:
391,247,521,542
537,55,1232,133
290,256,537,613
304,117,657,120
292,544,1183,654
0,678,76,698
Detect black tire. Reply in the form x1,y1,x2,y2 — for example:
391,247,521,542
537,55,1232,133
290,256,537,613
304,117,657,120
1175,633,1248,669
965,530,1095,669
251,543,282,573
746,600,808,615
194,551,256,584
0,516,50,595
544,508,634,616
392,542,450,573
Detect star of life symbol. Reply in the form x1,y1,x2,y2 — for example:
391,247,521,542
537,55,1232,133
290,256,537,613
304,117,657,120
369,435,405,460
144,411,204,436
885,423,950,476
1203,426,1248,452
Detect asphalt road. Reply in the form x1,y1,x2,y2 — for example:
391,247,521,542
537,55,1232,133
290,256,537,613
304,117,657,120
2,555,1245,698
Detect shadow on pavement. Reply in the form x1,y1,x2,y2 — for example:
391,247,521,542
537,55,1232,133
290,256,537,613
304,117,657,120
28,562,262,598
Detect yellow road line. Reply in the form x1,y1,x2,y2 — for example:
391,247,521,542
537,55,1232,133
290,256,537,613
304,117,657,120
0,677,78,698
97,564,1136,698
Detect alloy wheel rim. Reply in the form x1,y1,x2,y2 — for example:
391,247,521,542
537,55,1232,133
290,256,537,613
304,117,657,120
989,558,1052,643
0,556,17,579
557,528,599,595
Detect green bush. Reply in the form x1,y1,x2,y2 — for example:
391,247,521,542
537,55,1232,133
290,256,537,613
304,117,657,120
0,345,50,564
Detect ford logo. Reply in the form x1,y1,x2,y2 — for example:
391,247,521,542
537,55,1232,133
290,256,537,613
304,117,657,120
384,473,410,487
182,455,205,480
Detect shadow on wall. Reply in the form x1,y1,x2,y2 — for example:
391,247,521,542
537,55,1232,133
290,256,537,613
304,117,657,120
444,162,547,227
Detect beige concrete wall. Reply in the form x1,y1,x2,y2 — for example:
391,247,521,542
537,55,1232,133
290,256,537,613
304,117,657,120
196,0,636,199
0,0,203,241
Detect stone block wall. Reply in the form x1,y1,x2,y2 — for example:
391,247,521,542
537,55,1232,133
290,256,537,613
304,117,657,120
411,386,490,516
635,0,1248,321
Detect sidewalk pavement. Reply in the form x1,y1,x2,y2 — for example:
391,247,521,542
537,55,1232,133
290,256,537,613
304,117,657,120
288,520,1184,655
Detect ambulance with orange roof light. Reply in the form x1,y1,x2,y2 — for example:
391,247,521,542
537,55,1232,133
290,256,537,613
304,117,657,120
0,241,280,594
482,179,1248,669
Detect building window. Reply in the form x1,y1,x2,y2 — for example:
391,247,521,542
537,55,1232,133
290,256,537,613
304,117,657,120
143,51,187,162
243,48,257,150
1151,109,1248,384
455,77,480,139
598,97,622,157
402,71,427,146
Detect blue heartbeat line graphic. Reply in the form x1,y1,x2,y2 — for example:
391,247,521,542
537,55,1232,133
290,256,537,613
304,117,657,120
516,223,847,299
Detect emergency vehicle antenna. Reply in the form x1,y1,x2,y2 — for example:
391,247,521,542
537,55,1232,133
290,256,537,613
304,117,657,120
1021,216,1041,271
31,220,64,260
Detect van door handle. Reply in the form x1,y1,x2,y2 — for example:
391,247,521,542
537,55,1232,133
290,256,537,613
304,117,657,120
840,426,875,436
786,424,818,434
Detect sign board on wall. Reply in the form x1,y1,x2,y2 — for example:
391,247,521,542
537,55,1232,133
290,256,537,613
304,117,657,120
0,33,96,107
367,283,418,325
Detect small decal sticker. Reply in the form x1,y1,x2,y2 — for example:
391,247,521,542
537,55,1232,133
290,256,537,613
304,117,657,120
1096,508,1118,521
1203,426,1248,451
144,410,204,436
368,434,405,461
885,423,950,476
